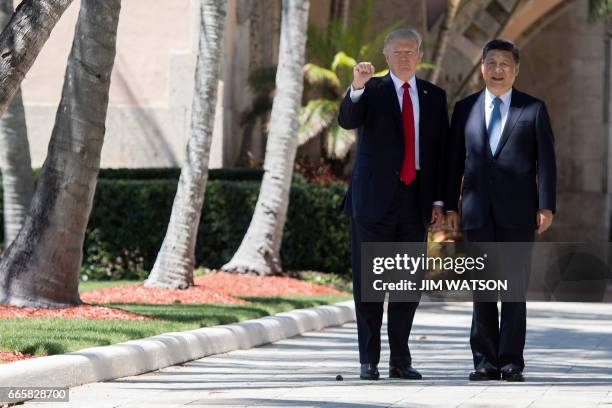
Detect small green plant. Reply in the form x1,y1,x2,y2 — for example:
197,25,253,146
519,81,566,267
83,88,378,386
588,0,612,22
298,271,352,293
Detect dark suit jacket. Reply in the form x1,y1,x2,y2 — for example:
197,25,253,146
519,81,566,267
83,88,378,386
445,88,557,230
337,73,449,224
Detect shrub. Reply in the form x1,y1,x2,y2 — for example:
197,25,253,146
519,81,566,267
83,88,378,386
96,167,265,181
0,176,351,279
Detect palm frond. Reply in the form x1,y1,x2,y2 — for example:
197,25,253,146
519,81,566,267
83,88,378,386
331,51,357,72
331,51,357,89
325,122,356,159
298,99,338,145
306,0,377,66
304,63,341,90
307,23,334,66
328,19,346,59
345,0,373,57
373,68,389,77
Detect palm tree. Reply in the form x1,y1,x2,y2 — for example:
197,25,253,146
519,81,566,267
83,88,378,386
222,0,310,275
0,0,35,251
241,0,403,161
428,0,461,85
0,0,74,118
0,0,121,308
144,0,227,289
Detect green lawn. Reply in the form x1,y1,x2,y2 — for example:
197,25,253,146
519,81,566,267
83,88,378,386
0,294,350,361
78,280,140,292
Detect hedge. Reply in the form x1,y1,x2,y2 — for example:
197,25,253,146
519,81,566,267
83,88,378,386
30,167,266,181
97,167,266,181
0,177,351,279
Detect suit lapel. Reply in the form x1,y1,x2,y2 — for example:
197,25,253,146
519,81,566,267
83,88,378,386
382,73,403,141
467,90,489,158
493,88,525,158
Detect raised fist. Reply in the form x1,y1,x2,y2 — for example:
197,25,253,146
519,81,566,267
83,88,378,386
352,62,375,90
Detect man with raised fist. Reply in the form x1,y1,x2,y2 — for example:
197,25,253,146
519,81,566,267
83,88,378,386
338,28,449,381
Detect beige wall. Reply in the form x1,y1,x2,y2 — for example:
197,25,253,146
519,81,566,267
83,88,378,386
22,0,192,106
21,0,196,168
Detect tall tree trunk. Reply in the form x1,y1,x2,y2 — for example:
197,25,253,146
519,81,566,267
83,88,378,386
0,0,74,118
340,0,350,29
0,0,35,251
222,0,310,275
428,0,461,85
0,0,121,308
0,89,33,252
145,0,227,289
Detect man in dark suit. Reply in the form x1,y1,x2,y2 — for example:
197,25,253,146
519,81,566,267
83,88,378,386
446,39,557,382
338,28,448,381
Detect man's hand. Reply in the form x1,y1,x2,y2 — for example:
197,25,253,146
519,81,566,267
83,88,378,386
446,211,460,232
431,205,444,228
352,62,375,90
536,209,553,234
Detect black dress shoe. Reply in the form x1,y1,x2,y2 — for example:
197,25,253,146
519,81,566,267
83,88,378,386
389,364,422,379
501,368,524,382
469,369,500,381
360,363,380,380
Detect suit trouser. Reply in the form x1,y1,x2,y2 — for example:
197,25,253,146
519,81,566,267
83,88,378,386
465,211,534,372
350,177,427,365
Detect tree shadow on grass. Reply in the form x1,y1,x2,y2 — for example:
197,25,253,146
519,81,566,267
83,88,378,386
106,303,274,325
21,342,66,356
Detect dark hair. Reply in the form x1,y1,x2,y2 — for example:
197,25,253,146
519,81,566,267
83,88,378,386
482,39,519,63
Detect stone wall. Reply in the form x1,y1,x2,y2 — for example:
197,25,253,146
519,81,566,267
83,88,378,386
515,0,608,240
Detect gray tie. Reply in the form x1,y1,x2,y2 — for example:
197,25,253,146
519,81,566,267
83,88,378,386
487,96,502,154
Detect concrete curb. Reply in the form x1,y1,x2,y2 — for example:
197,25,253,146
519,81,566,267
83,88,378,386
0,300,355,400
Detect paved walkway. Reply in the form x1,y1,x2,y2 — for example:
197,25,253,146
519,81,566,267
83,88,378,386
26,302,612,407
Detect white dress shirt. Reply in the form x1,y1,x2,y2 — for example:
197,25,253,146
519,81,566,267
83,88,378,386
484,87,512,135
350,72,444,208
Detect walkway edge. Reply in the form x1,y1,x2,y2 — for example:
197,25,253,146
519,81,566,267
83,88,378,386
0,300,355,398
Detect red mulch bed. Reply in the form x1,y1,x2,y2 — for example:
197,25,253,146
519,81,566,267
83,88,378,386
0,272,345,364
80,281,247,305
0,350,36,364
0,272,344,321
196,272,344,297
80,272,343,304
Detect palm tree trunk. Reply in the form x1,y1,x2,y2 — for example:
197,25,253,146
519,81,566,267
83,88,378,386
222,0,310,275
428,0,461,85
0,0,121,308
0,88,34,251
145,0,227,289
0,0,74,118
0,0,35,251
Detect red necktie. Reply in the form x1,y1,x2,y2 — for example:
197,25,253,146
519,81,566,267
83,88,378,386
400,82,416,184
